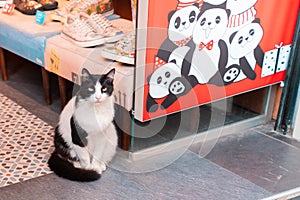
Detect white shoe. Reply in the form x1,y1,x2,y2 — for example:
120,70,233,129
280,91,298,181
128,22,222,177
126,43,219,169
61,14,106,47
101,31,135,65
81,12,124,43
50,0,114,23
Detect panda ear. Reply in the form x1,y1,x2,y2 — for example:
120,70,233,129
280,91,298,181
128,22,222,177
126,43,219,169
226,9,231,18
168,10,176,22
253,18,261,24
193,3,199,8
229,31,237,44
219,2,226,9
169,59,177,64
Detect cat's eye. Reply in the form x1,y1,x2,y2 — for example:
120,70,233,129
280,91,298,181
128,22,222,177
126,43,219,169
88,87,94,92
102,87,107,92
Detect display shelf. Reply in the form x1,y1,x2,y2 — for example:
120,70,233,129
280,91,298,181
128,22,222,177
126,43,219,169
0,9,62,66
44,18,135,111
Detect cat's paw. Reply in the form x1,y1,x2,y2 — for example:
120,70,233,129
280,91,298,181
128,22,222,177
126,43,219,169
90,162,106,174
73,161,81,168
98,162,107,174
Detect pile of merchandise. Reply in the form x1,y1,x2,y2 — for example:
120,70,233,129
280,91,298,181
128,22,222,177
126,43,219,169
60,12,124,47
12,0,136,65
14,0,58,15
50,0,135,65
50,0,114,23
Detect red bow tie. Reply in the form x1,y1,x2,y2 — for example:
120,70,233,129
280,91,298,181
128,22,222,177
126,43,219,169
199,40,214,50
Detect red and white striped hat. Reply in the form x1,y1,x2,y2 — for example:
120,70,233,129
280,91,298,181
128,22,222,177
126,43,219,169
176,0,203,10
228,6,257,28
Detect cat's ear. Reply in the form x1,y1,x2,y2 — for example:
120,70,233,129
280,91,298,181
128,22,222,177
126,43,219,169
106,68,115,83
81,68,92,82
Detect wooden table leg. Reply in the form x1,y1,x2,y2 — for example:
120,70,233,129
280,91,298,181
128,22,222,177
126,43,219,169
0,47,8,81
41,67,51,105
114,105,132,151
58,76,67,110
121,127,131,151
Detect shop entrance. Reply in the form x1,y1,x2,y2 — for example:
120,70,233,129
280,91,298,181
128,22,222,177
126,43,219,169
127,86,274,158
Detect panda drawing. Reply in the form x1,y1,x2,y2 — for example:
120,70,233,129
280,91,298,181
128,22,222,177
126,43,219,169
228,19,264,82
188,3,231,84
156,3,200,62
224,0,258,39
147,46,192,112
210,19,264,85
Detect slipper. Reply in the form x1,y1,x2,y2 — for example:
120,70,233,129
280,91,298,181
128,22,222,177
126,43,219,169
15,0,43,15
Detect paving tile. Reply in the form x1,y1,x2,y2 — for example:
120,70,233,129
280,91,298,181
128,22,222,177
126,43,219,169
0,168,154,200
190,130,300,194
122,151,270,200
264,131,300,149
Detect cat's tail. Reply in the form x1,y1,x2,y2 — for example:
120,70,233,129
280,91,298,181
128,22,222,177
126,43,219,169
48,152,101,182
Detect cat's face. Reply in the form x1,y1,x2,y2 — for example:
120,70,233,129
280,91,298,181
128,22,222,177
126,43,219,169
78,68,115,103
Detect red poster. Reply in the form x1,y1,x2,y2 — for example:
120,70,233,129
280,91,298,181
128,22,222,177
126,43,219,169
134,0,300,121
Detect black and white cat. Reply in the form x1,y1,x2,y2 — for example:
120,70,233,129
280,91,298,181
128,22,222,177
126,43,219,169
48,68,118,182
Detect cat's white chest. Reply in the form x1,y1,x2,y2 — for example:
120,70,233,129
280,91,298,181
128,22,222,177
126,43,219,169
74,100,114,135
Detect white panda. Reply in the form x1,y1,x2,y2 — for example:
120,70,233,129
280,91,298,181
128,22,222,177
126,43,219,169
148,63,182,99
156,4,200,62
189,4,230,84
147,46,191,112
210,19,264,85
224,0,258,39
168,4,201,42
228,19,264,82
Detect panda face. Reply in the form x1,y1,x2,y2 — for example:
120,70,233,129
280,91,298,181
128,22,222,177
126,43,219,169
149,63,181,98
168,46,190,68
226,0,258,15
168,5,200,42
193,8,229,44
230,22,263,58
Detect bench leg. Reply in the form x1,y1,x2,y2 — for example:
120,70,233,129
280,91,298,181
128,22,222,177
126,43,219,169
58,76,67,110
0,48,8,81
41,67,51,105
